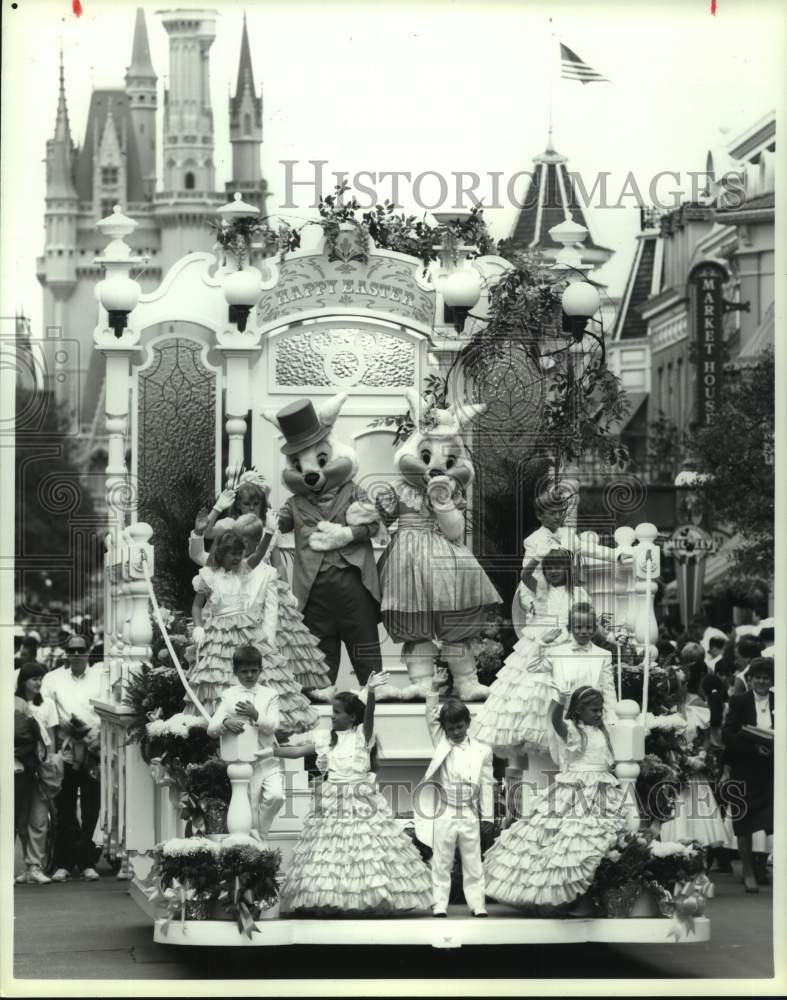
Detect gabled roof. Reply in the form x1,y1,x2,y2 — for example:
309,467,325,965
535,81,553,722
614,233,659,340
74,90,146,203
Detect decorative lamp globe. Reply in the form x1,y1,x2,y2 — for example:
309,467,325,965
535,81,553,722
222,266,263,332
98,273,141,338
440,266,481,309
223,266,263,306
561,280,600,318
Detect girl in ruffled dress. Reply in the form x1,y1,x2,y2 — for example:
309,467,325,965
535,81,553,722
484,686,627,911
472,549,590,751
189,530,317,732
659,666,731,848
270,671,432,915
190,477,331,699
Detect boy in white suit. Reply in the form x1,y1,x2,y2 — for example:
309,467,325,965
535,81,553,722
207,645,284,841
415,665,495,917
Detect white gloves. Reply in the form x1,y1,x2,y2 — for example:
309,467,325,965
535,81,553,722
192,625,205,647
308,521,354,551
213,488,236,513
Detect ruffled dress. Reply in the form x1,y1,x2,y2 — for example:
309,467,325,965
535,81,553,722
188,526,331,692
377,483,501,643
471,585,589,750
274,579,331,691
484,723,626,908
186,563,318,732
660,701,731,848
280,727,432,915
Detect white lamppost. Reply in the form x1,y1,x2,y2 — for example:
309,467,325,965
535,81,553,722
95,205,143,338
431,210,482,333
216,192,264,333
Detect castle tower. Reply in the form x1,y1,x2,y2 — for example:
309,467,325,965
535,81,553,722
41,51,79,322
37,50,80,406
227,12,269,215
154,8,223,263
506,133,614,268
125,7,158,199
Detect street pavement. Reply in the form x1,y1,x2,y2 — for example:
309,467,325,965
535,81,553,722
8,863,775,986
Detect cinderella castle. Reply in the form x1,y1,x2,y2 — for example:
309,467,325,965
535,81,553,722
36,6,614,492
36,8,269,475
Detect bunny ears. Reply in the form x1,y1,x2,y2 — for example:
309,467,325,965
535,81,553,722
403,388,486,434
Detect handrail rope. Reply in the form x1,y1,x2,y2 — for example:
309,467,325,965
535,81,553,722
139,550,212,724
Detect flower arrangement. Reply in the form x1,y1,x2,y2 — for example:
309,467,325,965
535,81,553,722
316,183,495,272
587,830,710,923
122,663,186,747
217,836,282,937
152,837,221,926
179,758,232,836
636,752,682,824
146,835,282,935
145,713,218,787
208,216,300,268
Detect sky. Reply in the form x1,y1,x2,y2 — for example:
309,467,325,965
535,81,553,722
1,0,783,337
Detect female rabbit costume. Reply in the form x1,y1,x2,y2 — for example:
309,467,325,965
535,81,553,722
375,389,501,701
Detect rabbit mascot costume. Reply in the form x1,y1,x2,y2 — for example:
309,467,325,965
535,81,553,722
375,389,502,701
264,393,396,700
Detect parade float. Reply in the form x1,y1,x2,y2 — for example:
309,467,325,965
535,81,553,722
89,191,711,947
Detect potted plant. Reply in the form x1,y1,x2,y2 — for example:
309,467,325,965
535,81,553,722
152,837,221,925
217,835,282,937
123,662,187,748
180,757,232,835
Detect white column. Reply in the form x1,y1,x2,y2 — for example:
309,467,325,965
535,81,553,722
220,727,259,837
611,700,646,831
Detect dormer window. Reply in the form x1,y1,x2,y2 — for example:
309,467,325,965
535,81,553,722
101,166,119,186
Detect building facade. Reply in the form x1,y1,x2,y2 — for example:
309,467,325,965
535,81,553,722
36,8,269,470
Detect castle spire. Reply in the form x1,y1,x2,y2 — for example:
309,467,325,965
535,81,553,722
54,48,74,145
227,11,266,211
232,11,257,108
127,6,156,82
47,49,77,198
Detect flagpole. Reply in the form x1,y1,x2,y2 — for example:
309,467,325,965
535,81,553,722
547,17,555,145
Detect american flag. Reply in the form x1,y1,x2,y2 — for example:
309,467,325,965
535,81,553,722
560,43,608,84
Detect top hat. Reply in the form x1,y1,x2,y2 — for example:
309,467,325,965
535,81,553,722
276,399,331,456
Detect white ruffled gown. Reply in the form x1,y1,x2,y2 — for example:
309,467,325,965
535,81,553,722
280,726,432,915
484,723,626,909
472,584,590,751
659,701,734,848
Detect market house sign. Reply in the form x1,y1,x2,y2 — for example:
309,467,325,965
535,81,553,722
688,260,727,425
256,253,436,328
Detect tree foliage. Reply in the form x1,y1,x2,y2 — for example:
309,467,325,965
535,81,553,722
15,385,101,607
689,350,774,579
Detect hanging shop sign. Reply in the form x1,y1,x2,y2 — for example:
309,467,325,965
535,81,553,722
688,260,727,425
663,523,718,557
